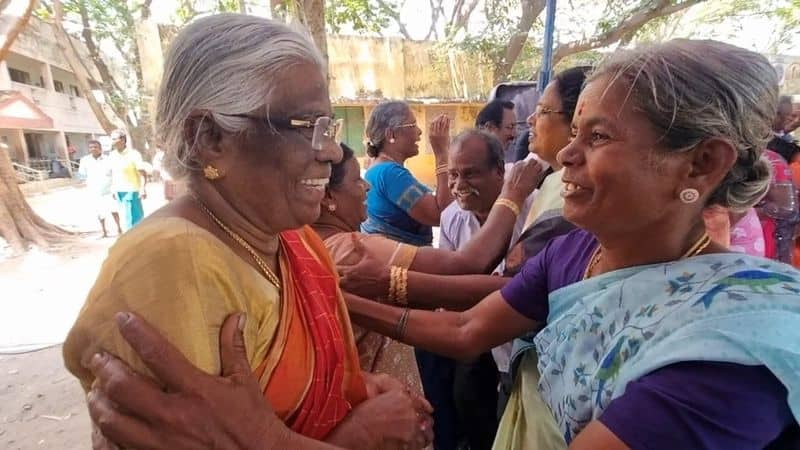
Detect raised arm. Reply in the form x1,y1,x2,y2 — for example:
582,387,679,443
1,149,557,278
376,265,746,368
345,290,537,361
411,159,544,274
406,114,453,226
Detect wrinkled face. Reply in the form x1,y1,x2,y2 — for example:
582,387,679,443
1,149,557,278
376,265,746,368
327,157,370,230
216,62,342,231
88,143,102,158
448,136,504,214
557,76,689,238
528,81,571,166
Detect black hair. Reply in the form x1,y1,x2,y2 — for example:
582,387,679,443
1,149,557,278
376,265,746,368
330,143,356,189
87,140,102,147
476,99,514,128
552,66,593,122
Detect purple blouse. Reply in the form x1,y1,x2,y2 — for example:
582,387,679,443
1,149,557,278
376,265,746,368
500,229,795,449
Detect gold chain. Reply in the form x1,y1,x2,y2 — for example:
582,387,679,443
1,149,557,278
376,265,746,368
194,199,282,290
583,232,711,280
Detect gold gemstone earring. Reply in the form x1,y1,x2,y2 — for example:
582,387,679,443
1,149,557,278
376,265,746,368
203,165,221,180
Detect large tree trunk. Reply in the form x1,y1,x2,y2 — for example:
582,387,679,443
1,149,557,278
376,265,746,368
0,0,71,255
52,0,117,133
0,150,70,255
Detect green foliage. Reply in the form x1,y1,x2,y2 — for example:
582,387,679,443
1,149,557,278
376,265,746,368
326,0,399,34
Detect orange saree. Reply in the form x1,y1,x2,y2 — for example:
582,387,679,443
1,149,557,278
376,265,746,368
259,228,368,439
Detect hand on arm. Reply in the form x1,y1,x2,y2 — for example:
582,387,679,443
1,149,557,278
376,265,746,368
412,159,546,274
86,312,339,450
344,290,537,361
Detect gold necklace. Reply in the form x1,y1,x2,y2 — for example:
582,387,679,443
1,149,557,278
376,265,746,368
194,199,282,290
583,232,711,280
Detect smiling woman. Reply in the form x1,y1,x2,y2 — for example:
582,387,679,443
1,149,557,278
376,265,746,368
62,14,433,450
344,39,800,450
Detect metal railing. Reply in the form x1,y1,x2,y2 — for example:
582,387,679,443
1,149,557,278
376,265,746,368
11,162,48,183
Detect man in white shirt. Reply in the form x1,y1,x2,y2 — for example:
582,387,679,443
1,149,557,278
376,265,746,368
435,130,531,449
107,129,147,230
79,140,122,237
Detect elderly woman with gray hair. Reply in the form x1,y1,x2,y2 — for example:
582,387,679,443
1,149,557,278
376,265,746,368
63,14,433,450
66,38,800,450
362,101,453,246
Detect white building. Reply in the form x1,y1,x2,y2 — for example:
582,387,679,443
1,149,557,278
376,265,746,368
0,14,114,174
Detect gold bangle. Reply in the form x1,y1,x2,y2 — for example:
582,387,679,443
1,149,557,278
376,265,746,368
494,198,520,218
388,266,408,304
396,267,408,305
395,307,410,340
388,266,398,302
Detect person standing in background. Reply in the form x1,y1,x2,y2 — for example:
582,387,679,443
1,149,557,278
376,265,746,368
476,99,517,164
107,129,147,230
79,140,122,237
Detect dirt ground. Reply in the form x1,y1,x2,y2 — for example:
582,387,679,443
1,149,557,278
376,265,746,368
1,182,168,449
0,347,91,449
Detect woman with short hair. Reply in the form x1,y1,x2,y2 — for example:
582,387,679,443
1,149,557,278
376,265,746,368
64,14,432,450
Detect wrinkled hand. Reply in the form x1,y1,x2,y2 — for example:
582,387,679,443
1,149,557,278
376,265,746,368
86,312,295,450
428,114,451,157
337,234,391,300
327,386,434,450
501,159,546,205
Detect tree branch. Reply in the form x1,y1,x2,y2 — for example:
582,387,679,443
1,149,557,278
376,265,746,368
0,0,37,63
492,0,546,83
552,0,705,64
140,0,152,19
52,0,117,133
376,0,412,40
446,0,478,38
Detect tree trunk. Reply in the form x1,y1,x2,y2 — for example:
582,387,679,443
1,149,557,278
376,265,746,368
0,0,37,63
0,149,70,255
302,0,328,70
0,0,71,255
52,0,116,133
492,0,545,83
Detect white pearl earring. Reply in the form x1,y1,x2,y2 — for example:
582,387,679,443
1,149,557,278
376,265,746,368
679,188,700,204
389,138,396,144
327,203,337,212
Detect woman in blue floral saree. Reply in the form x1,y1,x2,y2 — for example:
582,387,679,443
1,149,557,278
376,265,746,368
347,39,800,450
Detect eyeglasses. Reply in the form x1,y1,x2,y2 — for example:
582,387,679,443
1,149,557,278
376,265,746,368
534,105,566,116
230,114,343,151
394,122,419,130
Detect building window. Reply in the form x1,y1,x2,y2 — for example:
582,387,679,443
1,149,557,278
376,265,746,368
54,80,65,93
333,106,366,156
69,85,81,97
8,68,31,85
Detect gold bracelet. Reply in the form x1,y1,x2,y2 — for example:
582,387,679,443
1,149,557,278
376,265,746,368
395,307,410,340
494,198,520,218
388,266,398,302
435,163,448,176
396,267,408,305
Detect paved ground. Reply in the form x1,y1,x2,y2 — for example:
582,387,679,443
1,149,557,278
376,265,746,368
1,183,168,449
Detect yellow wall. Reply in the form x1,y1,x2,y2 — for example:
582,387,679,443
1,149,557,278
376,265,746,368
328,36,491,102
